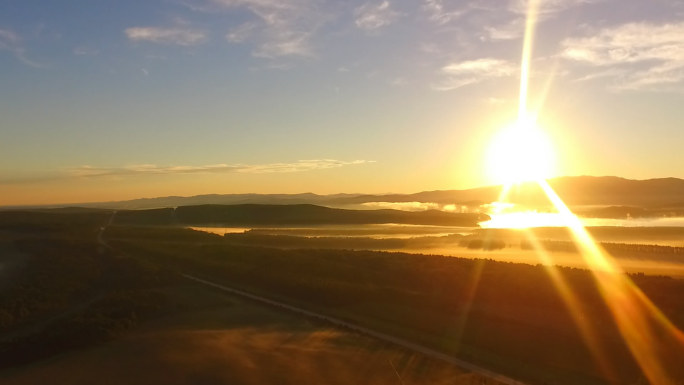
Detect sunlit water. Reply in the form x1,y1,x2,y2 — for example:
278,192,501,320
189,219,684,277
481,213,684,229
188,227,251,235
189,224,471,239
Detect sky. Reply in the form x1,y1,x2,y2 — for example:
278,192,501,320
1,0,684,205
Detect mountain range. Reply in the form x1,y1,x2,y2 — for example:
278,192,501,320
4,176,684,216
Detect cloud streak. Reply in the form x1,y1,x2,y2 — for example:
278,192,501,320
422,0,466,25
203,0,323,58
125,26,207,46
484,17,524,41
67,159,373,178
0,160,373,185
434,58,517,90
0,28,43,67
508,0,600,15
354,1,400,31
562,22,684,90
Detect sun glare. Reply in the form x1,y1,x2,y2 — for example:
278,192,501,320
480,211,569,229
476,0,684,381
486,116,555,185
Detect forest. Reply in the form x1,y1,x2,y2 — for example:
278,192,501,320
106,225,684,385
1,210,683,384
0,210,178,367
111,204,488,226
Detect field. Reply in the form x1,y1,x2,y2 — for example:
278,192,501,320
103,225,684,385
1,209,683,385
1,281,499,385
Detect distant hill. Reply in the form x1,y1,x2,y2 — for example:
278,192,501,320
74,193,359,210
4,176,684,214
112,204,489,227
330,176,684,211
329,186,501,206
548,176,684,208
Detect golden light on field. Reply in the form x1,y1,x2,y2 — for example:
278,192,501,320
538,181,684,384
475,0,684,382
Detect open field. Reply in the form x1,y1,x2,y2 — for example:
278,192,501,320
1,282,500,385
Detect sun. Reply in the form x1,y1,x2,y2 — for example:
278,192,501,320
486,115,556,185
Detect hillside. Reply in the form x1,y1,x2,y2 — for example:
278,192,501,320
334,177,684,208
4,176,684,214
112,204,489,227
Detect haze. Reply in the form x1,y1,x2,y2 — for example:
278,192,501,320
2,0,684,205
2,2,684,385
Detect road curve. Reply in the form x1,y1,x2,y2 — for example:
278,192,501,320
182,274,528,385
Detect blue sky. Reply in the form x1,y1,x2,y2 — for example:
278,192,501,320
2,0,684,204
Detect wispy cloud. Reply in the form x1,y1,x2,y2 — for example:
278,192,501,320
422,0,466,25
508,0,600,15
67,159,373,178
226,22,257,43
253,32,312,58
572,68,627,83
473,0,598,43
486,96,509,105
0,28,20,48
484,17,524,40
354,1,400,31
0,28,43,67
196,0,323,58
434,58,516,90
1,160,373,184
561,22,684,90
73,46,99,56
125,26,207,46
389,77,408,86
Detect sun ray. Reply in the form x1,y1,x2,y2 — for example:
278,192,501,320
538,180,684,384
521,230,619,381
451,259,486,349
518,0,541,120
480,0,684,382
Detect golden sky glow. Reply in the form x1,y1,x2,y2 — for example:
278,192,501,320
2,1,684,205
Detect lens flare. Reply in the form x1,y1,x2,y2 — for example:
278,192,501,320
519,230,619,381
486,117,555,185
539,180,684,385
518,0,540,119
479,0,684,382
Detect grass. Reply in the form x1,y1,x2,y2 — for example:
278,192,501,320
0,281,502,385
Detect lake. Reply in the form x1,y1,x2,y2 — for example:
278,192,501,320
189,220,684,278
